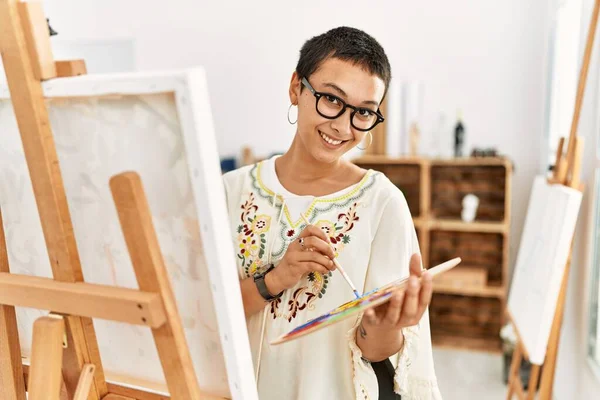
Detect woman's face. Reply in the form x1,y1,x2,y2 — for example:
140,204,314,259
289,58,386,164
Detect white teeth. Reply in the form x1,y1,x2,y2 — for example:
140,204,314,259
319,132,342,145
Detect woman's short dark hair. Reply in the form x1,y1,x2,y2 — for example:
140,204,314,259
295,26,392,101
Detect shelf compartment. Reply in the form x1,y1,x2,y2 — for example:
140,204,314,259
429,230,505,286
431,266,504,298
430,293,503,352
430,164,507,222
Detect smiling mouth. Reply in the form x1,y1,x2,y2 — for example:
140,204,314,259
319,131,347,146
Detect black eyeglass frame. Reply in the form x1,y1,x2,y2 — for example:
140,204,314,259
301,77,385,132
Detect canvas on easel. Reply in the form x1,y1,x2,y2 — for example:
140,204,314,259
0,69,257,398
507,176,582,365
504,135,584,399
0,0,258,398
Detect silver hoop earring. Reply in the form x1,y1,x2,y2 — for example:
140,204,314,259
287,103,298,125
357,131,373,151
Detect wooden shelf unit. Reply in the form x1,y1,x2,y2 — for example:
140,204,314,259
354,156,512,353
433,282,505,298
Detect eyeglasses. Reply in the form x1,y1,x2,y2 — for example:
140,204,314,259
301,77,384,132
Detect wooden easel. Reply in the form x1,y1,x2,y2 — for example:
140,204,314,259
0,1,226,399
505,0,599,398
505,135,583,400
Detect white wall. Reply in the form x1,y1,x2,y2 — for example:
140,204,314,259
19,0,600,395
554,0,600,397
5,0,600,395
29,0,551,284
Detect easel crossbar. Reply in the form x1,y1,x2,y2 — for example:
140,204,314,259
0,272,166,327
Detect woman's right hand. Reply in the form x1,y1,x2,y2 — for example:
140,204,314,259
266,225,337,295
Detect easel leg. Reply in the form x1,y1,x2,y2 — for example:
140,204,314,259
0,305,26,400
0,209,27,400
538,243,573,400
0,1,107,398
17,0,56,80
27,316,65,400
556,0,600,183
506,343,522,400
526,365,541,400
110,172,202,400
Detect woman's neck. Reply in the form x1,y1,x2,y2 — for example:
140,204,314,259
277,136,342,184
274,134,364,197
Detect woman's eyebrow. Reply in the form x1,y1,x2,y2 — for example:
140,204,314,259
323,82,348,97
323,82,379,107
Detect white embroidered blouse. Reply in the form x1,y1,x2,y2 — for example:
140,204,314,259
222,156,442,400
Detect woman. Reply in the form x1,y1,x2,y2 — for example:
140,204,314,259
223,26,441,400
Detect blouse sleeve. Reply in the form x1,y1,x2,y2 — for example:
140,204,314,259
346,187,442,400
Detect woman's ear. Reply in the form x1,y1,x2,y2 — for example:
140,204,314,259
288,71,301,105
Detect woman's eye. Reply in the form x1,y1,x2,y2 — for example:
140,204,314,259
358,109,374,117
325,95,339,104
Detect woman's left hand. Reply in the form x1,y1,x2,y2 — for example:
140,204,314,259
363,253,433,331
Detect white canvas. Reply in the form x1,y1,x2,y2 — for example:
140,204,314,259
507,175,582,365
0,68,258,399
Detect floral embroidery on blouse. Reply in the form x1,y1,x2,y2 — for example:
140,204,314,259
270,202,361,321
249,162,379,260
237,192,271,277
317,201,360,253
234,161,378,321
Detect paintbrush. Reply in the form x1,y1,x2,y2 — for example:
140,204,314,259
300,213,361,299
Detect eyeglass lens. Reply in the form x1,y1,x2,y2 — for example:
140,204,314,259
317,95,378,131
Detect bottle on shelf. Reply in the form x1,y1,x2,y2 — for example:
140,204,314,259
454,110,465,158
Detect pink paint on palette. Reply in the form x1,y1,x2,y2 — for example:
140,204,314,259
271,257,461,345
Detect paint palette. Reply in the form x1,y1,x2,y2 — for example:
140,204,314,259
270,257,461,345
